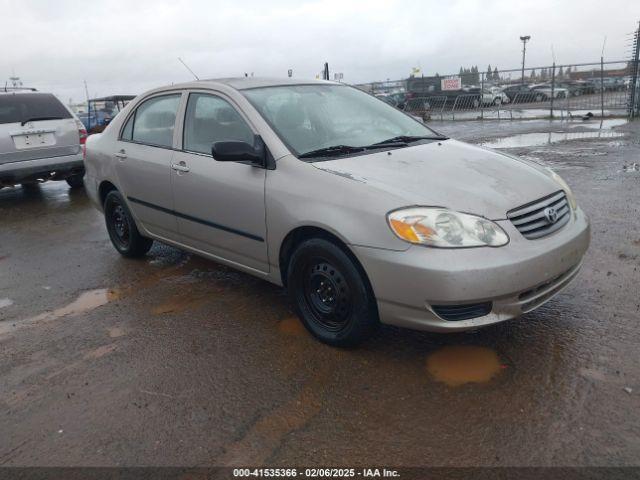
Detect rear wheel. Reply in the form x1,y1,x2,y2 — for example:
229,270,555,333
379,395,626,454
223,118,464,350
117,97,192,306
66,174,84,189
104,190,153,258
287,238,378,347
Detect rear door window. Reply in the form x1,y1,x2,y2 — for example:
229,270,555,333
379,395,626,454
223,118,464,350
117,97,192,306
0,93,72,125
124,94,181,148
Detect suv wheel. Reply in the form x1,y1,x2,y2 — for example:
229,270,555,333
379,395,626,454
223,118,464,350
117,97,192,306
66,174,84,189
287,238,378,347
104,190,153,258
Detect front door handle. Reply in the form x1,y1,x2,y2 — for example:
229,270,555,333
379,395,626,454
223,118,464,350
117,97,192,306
115,149,127,160
171,161,190,173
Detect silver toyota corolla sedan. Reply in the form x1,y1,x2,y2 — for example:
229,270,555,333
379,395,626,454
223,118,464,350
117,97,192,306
84,77,590,346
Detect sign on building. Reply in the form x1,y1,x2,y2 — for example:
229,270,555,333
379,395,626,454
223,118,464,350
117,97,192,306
441,76,462,91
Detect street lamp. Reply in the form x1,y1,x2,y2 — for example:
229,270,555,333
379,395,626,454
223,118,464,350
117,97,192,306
520,35,531,83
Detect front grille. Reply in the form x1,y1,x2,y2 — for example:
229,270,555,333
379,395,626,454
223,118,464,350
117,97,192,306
507,190,570,240
432,302,492,321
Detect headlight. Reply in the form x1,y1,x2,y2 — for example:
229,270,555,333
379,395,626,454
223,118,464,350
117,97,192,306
387,208,509,248
547,169,577,210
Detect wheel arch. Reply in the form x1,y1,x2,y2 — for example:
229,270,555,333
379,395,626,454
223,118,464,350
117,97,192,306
278,226,374,298
98,180,119,207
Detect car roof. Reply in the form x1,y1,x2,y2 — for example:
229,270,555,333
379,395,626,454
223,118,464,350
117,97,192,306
167,76,339,91
89,95,137,102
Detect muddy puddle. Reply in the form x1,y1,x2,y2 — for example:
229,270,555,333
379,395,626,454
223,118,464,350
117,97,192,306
481,131,624,149
426,345,503,387
0,288,118,335
278,316,308,336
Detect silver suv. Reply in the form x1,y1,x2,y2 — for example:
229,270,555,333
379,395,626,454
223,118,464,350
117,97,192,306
0,88,87,189
85,78,590,347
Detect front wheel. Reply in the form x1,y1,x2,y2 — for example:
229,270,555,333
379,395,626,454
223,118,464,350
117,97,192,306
287,238,378,347
104,190,153,258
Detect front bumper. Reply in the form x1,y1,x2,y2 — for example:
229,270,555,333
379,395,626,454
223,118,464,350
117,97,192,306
353,207,590,332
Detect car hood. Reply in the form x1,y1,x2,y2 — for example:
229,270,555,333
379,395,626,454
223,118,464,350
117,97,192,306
311,139,560,220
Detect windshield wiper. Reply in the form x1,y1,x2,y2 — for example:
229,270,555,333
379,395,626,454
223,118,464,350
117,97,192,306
371,134,448,146
298,145,365,159
20,116,64,126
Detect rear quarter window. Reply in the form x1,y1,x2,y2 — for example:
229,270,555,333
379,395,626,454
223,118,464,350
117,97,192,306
0,93,72,125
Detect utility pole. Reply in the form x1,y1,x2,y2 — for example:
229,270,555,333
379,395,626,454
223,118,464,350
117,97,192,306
520,35,531,84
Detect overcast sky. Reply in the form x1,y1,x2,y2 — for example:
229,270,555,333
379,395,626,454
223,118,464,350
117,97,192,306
1,0,638,103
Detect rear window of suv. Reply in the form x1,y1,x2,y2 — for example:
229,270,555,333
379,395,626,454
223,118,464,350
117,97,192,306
0,93,72,125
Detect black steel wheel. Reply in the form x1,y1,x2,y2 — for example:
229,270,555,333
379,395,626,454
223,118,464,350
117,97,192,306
104,190,153,258
287,238,378,347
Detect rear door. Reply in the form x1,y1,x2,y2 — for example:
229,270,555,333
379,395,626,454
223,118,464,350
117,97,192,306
0,93,80,165
114,92,183,240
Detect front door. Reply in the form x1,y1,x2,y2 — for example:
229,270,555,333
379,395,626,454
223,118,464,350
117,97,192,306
171,92,268,273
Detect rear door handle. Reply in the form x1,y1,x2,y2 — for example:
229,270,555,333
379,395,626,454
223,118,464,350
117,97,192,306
171,161,190,173
115,150,127,160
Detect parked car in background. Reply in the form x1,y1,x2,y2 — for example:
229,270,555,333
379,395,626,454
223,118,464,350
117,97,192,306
85,78,589,347
482,87,510,105
585,77,625,92
556,81,586,97
530,84,569,99
405,77,481,111
0,88,87,189
502,84,548,103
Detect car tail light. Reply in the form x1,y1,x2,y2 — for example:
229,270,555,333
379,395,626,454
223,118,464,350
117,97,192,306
76,120,88,159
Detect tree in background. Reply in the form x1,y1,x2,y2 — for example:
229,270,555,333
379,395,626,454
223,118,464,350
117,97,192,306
493,67,499,81
530,69,536,79
558,66,564,78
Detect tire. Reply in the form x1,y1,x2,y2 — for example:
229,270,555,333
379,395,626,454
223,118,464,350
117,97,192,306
66,174,84,189
287,238,378,347
535,94,544,102
103,190,153,258
493,97,502,106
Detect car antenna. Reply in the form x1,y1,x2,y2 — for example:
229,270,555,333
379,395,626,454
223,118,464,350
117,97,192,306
178,57,200,81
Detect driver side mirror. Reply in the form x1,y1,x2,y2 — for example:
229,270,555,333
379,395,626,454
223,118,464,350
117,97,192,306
211,135,273,169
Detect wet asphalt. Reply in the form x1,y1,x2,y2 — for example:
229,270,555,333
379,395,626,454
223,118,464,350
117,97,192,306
0,118,639,467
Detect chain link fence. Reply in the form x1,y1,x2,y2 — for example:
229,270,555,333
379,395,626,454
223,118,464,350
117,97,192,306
355,58,639,121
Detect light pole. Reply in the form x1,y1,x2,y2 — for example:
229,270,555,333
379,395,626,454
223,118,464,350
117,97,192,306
520,35,531,83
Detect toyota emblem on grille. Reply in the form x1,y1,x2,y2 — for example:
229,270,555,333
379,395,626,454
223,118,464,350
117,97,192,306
544,206,558,224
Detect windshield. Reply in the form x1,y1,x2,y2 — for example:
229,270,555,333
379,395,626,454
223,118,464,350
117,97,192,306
242,84,441,158
0,93,72,125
